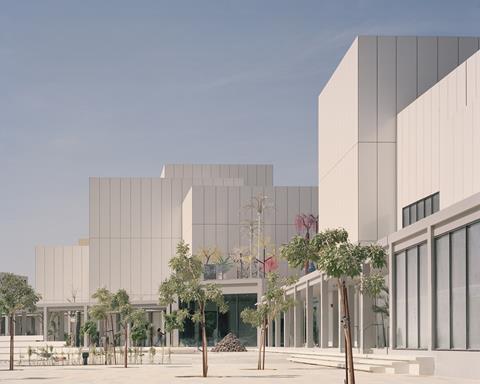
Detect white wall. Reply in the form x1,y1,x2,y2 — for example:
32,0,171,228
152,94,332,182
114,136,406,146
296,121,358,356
319,36,479,242
35,245,89,304
187,185,318,279
397,50,480,227
161,164,273,186
89,165,291,302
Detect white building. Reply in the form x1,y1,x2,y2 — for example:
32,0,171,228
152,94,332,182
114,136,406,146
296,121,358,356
25,164,317,347
268,36,480,379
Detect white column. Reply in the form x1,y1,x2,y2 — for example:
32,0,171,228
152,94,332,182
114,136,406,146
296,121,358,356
283,304,291,347
306,281,314,347
294,286,304,347
320,277,328,348
388,241,395,351
267,320,274,347
426,225,434,351
5,316,9,336
43,307,48,341
166,306,171,347
274,314,281,347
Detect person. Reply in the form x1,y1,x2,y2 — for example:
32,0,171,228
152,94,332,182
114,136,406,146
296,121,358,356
155,328,165,347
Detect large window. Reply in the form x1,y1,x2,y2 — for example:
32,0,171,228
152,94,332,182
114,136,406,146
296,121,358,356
402,192,440,227
394,243,427,349
434,221,480,350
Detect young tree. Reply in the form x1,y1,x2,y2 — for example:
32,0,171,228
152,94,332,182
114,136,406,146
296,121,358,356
90,288,116,364
294,214,319,273
111,289,147,368
0,273,41,370
240,272,296,370
159,241,227,377
280,235,319,275
362,272,389,348
80,320,98,346
312,228,387,384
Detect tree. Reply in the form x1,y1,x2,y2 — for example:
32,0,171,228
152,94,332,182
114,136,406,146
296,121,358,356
294,214,319,273
240,272,296,370
130,309,148,347
90,288,116,364
280,235,319,274
362,272,389,348
111,289,147,368
0,273,41,370
158,241,227,377
312,228,387,384
80,320,98,346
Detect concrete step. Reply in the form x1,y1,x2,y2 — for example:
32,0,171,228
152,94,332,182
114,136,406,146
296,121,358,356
290,353,409,373
288,357,385,373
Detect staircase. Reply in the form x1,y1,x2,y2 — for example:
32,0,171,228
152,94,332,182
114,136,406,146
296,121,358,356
264,348,434,376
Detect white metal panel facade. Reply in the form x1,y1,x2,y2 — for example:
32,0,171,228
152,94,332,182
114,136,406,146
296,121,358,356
397,50,480,228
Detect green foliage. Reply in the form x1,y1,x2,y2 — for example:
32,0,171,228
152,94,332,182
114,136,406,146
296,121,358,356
89,287,113,322
130,309,148,346
362,272,386,298
215,253,233,277
312,228,387,280
241,272,297,328
0,273,41,317
280,235,319,270
362,272,389,317
164,309,189,333
80,320,99,345
158,241,227,331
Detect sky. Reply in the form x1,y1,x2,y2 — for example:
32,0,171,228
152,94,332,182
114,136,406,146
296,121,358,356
1,0,480,283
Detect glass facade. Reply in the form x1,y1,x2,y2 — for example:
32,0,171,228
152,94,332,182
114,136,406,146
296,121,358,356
394,243,427,349
434,221,480,350
402,192,440,227
179,293,257,347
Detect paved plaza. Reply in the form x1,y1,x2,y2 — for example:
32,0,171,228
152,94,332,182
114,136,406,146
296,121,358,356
1,352,479,384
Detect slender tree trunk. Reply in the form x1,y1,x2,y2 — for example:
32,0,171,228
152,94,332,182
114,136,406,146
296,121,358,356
304,230,311,274
124,326,128,368
340,281,355,384
104,319,108,365
9,315,14,371
201,307,208,377
262,318,267,370
257,326,263,370
110,314,117,365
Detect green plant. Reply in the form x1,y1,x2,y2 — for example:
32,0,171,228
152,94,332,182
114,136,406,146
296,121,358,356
215,253,233,279
159,240,227,377
90,288,117,364
241,272,297,370
312,228,387,384
80,320,99,346
148,346,156,363
0,273,41,371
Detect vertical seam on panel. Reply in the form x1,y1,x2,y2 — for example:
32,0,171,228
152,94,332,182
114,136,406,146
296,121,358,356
130,179,132,295
466,63,468,106
358,38,360,241
151,178,153,300
109,178,111,288
119,179,122,289
376,36,379,240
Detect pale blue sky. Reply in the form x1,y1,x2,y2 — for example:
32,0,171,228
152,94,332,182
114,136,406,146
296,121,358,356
2,0,480,282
